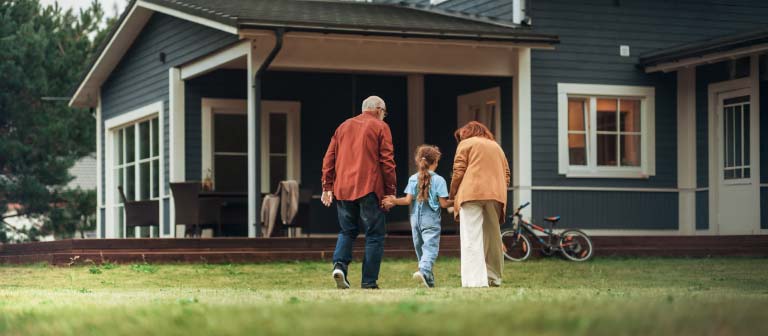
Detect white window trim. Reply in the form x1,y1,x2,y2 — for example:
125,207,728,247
260,101,301,193
104,101,165,238
201,99,301,193
557,83,656,179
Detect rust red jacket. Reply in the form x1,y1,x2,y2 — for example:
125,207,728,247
322,112,397,202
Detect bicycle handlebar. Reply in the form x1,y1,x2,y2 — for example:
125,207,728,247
518,202,530,211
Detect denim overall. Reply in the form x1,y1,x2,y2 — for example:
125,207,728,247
411,199,442,283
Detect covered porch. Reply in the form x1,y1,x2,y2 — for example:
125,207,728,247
155,30,547,238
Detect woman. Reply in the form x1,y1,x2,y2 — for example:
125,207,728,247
449,121,510,288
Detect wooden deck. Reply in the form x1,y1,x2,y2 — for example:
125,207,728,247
1,235,767,265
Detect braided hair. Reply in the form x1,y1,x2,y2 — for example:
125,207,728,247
415,145,442,202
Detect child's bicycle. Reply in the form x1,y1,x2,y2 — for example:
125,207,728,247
501,202,594,262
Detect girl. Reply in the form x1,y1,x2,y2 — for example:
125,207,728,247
383,145,453,288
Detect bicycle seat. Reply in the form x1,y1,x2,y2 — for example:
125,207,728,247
544,216,560,223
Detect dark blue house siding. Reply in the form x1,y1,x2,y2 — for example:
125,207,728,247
100,13,238,234
532,190,678,230
523,0,768,230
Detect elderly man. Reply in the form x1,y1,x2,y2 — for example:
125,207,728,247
321,96,396,289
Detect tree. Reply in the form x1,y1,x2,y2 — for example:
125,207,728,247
42,188,97,239
0,0,109,241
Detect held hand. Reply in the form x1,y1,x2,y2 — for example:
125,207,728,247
321,191,334,207
381,195,396,210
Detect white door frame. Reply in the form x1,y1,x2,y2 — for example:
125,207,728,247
707,75,760,235
201,99,301,194
457,86,502,144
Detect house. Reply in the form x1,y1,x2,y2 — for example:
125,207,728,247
68,0,767,239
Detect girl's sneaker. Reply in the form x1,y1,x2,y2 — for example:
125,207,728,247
413,270,434,288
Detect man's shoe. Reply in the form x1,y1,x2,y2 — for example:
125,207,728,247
488,278,502,287
412,271,433,288
361,284,380,289
332,262,350,289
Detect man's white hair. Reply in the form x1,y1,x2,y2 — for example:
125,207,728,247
361,96,385,112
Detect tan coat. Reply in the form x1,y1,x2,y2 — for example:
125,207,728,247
449,137,510,221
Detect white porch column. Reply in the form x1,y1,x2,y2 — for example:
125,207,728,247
96,91,104,238
407,74,425,173
513,48,533,218
677,67,697,235
247,44,258,238
168,67,185,238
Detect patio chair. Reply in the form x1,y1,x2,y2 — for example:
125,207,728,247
170,182,222,237
117,186,159,238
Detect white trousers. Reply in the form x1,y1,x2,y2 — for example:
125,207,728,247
459,200,504,288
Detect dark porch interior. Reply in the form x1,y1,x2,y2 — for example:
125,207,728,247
181,69,513,236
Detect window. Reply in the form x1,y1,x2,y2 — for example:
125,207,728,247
213,113,247,192
201,99,300,194
558,84,655,178
112,116,161,237
260,101,301,193
722,95,751,181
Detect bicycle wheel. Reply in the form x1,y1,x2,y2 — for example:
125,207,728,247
558,229,594,261
501,230,531,261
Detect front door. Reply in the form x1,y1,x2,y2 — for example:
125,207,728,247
457,87,502,143
713,87,759,234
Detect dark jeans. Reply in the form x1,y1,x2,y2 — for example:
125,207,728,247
333,192,387,287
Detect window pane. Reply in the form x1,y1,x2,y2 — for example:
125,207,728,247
214,155,247,192
743,103,750,166
115,168,124,204
597,134,617,166
734,105,742,167
620,135,641,167
568,98,586,131
725,169,734,179
568,134,586,165
117,129,124,165
153,160,159,199
734,169,742,179
126,126,135,163
744,168,750,179
152,118,159,158
597,99,617,131
619,99,641,132
269,113,288,154
126,165,135,201
139,120,150,160
270,155,287,192
117,206,124,238
140,161,150,200
214,114,247,153
724,106,732,168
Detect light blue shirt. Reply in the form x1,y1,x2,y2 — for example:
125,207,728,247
404,171,449,212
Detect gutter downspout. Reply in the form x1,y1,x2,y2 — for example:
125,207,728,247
252,28,284,237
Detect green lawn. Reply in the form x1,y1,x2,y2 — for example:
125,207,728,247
0,257,766,336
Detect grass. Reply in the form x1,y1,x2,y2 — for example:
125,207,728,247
0,257,766,335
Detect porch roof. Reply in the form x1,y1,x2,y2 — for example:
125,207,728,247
640,28,768,73
142,0,558,43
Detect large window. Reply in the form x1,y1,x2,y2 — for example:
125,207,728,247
558,84,655,178
112,116,160,237
201,99,301,194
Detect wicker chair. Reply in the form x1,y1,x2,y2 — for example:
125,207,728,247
170,182,222,237
117,186,159,238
